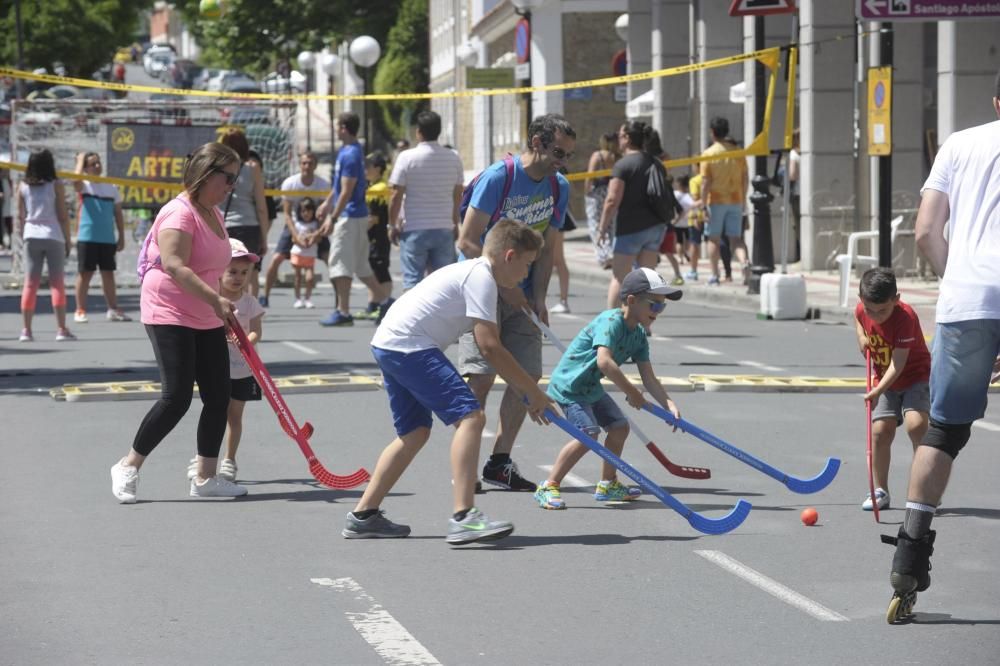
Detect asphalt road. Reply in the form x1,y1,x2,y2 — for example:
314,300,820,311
2,238,999,665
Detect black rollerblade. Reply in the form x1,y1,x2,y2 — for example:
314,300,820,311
881,527,935,624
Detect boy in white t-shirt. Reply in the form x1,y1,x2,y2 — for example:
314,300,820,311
344,219,554,545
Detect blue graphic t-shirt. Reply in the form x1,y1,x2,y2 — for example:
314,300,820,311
333,142,368,219
77,181,121,244
547,309,650,405
467,154,569,291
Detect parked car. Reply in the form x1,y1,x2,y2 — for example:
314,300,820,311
168,59,203,89
261,70,306,94
222,78,262,94
143,45,176,76
25,85,81,101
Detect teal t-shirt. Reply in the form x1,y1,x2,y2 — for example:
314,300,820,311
547,309,650,405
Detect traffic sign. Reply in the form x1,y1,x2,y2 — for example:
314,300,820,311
868,66,892,156
515,62,530,81
515,18,531,64
857,0,1000,20
729,0,796,17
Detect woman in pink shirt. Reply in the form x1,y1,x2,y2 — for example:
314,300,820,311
110,143,248,502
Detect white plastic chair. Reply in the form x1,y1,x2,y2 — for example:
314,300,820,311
836,216,903,307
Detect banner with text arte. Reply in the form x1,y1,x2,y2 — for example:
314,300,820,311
106,124,219,208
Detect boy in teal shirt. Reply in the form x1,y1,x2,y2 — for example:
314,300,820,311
536,268,683,509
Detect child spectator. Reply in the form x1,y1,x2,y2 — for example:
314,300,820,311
290,197,319,309
343,219,553,545
16,149,74,342
855,267,931,511
535,268,683,509
358,151,394,322
675,174,703,281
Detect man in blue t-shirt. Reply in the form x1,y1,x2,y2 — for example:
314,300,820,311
456,113,574,491
318,112,383,326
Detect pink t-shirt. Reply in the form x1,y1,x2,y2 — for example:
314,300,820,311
140,196,231,329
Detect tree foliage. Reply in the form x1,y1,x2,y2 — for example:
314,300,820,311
0,0,147,77
372,0,429,141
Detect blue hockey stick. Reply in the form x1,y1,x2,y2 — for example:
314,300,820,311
643,404,841,494
545,408,751,535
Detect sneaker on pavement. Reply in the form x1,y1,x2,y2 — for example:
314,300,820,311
186,457,199,481
671,276,685,286
293,299,305,309
550,300,570,314
258,295,269,308
55,328,77,341
343,510,411,538
707,275,721,286
375,297,396,325
74,310,89,323
481,459,536,491
354,302,379,320
319,311,354,327
594,479,641,502
111,461,138,504
106,309,132,322
862,487,890,511
534,483,566,510
446,507,514,545
684,270,699,281
190,476,248,498
18,328,33,342
304,299,315,309
218,458,237,481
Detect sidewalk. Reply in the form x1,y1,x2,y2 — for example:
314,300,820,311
561,233,941,328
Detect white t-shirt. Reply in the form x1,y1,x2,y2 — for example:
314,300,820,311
673,191,695,228
292,220,319,257
280,173,331,207
228,293,266,380
19,181,64,241
387,142,464,232
922,118,1000,323
371,257,498,353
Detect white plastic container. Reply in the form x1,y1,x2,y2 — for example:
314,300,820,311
760,273,807,320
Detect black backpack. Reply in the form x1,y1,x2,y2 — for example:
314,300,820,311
646,158,683,224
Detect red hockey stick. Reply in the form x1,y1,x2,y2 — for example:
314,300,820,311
866,349,880,523
229,318,370,489
524,308,710,480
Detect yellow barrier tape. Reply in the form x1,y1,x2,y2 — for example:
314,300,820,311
1,47,781,102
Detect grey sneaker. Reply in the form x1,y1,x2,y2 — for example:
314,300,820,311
446,507,514,545
342,510,411,539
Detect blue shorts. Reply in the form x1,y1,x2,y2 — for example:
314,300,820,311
686,224,703,245
614,223,666,256
372,346,481,437
929,320,1000,424
705,204,743,239
558,393,628,438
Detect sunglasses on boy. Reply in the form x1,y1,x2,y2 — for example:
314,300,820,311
642,297,667,313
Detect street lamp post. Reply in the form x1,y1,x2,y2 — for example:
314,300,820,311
321,52,341,161
297,50,316,152
349,36,381,149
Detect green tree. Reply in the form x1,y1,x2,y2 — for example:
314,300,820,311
0,0,146,77
372,0,429,140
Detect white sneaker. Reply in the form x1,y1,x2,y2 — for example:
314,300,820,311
304,299,315,309
293,299,305,309
218,458,238,481
107,309,132,322
186,457,199,480
862,487,890,511
18,329,33,342
55,328,77,341
550,300,570,314
111,461,138,504
74,310,89,323
190,476,248,498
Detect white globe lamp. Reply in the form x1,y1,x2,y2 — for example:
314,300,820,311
615,14,629,42
349,36,381,68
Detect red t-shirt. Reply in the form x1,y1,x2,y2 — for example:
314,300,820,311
855,301,931,390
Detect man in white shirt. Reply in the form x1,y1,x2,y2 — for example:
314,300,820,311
885,71,1000,614
388,110,464,290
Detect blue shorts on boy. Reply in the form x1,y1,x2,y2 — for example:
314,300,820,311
547,309,650,406
561,394,628,437
371,258,499,436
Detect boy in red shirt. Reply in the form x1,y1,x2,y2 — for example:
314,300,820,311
854,267,931,511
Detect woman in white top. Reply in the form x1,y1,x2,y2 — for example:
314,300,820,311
16,149,74,342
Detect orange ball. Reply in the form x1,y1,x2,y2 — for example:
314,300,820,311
801,507,818,526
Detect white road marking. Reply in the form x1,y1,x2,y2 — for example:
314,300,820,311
682,344,723,357
973,420,1000,432
311,577,442,666
282,340,320,356
652,335,674,342
695,550,849,622
737,360,786,372
483,429,496,439
552,313,584,321
538,464,590,488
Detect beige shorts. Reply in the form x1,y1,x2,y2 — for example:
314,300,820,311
328,216,374,279
457,297,543,377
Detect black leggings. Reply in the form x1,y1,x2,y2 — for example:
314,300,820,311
132,324,231,458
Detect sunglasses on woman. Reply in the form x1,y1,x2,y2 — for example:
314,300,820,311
214,169,239,186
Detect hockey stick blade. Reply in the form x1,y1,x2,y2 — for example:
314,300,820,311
644,404,840,495
546,409,750,535
523,307,712,481
229,320,370,490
